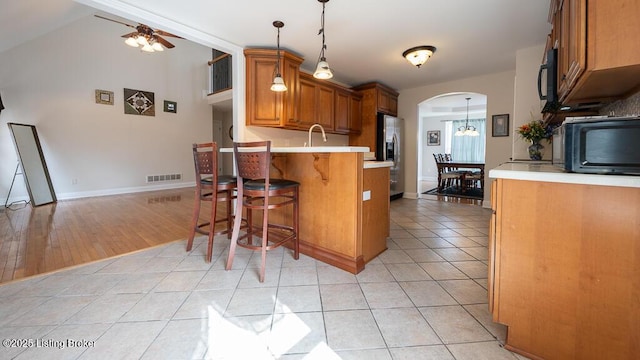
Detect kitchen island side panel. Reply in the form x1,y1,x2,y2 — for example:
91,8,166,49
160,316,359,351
492,178,640,360
275,152,365,273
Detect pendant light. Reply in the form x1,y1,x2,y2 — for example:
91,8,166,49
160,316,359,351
455,97,480,137
270,20,287,92
313,0,333,79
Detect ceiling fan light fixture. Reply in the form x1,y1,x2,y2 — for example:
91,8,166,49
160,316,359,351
136,35,149,46
313,0,333,80
125,36,139,47
141,43,154,52
151,42,164,52
271,20,287,92
402,45,436,68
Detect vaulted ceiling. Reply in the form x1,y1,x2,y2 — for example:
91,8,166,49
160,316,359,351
1,0,550,93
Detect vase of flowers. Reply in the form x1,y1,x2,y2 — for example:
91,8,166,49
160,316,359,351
517,119,553,160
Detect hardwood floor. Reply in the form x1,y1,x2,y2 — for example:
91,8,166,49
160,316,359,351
0,188,207,284
0,185,481,284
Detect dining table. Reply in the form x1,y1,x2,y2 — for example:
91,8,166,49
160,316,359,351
437,161,485,194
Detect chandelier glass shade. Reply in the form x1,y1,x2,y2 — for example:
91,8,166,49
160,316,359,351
313,0,333,79
402,45,436,68
270,20,287,92
454,97,480,137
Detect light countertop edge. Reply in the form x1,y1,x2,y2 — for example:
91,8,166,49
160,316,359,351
220,146,370,153
364,161,393,169
489,162,640,188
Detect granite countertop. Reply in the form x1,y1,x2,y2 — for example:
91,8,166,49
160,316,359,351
489,162,640,188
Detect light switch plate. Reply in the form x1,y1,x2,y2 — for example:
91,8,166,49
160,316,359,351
363,190,371,201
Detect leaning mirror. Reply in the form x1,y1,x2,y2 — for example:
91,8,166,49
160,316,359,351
7,123,57,206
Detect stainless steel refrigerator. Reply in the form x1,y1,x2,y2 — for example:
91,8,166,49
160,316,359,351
376,113,404,200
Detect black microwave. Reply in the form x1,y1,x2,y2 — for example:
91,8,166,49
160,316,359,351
538,48,560,113
552,117,640,175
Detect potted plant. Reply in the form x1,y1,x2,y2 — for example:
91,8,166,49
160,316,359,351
517,119,554,160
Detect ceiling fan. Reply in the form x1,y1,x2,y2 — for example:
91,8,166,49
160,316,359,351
95,14,183,52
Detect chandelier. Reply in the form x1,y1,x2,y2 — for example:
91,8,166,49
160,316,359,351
454,97,480,136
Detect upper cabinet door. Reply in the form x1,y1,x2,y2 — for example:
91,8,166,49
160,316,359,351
245,49,303,127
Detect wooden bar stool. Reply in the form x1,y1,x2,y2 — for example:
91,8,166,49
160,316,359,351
226,141,299,282
186,142,237,262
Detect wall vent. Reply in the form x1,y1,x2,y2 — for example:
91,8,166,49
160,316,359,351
146,173,182,183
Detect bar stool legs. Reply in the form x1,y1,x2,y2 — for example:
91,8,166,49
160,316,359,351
225,141,300,282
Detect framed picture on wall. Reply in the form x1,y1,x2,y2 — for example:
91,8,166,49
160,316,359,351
492,114,509,137
164,100,177,113
427,130,440,146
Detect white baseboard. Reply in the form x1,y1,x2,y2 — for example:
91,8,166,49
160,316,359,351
54,182,194,201
402,192,419,199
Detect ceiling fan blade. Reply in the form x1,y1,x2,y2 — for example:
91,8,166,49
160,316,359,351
155,36,175,49
94,14,136,29
121,32,138,39
154,30,183,39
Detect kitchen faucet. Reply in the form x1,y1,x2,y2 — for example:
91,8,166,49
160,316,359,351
307,123,327,147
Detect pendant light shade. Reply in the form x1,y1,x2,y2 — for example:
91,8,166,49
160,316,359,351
270,20,288,92
313,0,333,79
402,45,436,68
455,97,480,137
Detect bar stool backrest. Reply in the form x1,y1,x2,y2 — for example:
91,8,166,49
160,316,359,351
233,141,271,181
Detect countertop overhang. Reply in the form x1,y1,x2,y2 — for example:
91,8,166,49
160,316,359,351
489,162,640,188
220,146,369,153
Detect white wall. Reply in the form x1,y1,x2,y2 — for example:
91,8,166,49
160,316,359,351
399,71,516,202
0,15,213,203
513,44,547,160
420,115,448,182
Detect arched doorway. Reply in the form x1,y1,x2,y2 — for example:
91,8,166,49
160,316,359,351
417,92,487,197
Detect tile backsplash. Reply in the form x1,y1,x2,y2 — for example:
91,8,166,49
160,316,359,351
600,90,640,117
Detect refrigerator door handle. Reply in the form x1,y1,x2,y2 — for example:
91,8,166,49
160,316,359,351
392,133,398,166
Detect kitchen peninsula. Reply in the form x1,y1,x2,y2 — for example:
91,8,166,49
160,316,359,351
488,162,640,360
222,146,392,273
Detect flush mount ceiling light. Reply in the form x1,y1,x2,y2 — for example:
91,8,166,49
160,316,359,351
313,0,333,80
455,97,480,137
402,45,436,68
270,20,287,92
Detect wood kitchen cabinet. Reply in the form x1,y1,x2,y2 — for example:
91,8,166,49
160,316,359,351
335,88,362,134
349,82,399,155
297,73,335,131
245,49,303,127
489,177,640,360
549,0,640,106
245,48,362,134
266,150,390,273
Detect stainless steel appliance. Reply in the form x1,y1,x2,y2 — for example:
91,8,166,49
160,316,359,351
552,116,640,175
376,113,404,199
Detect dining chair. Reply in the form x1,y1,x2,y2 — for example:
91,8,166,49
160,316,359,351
433,153,464,192
226,140,299,282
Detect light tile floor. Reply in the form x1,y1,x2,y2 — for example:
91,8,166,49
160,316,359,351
0,198,530,360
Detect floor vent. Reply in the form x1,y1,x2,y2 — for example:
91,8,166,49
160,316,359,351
146,173,182,183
